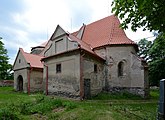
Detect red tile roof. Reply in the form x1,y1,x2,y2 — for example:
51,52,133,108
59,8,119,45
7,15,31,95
68,34,94,54
41,34,105,61
35,15,137,51
26,15,137,63
20,48,43,68
81,15,137,48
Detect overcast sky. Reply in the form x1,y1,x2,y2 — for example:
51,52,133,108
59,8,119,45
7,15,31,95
0,0,154,64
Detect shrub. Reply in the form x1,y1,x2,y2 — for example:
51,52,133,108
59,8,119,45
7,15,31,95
0,108,19,120
19,101,33,115
21,96,64,115
52,99,63,107
35,94,45,103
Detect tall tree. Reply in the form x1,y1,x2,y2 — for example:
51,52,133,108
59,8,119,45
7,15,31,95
0,37,13,80
148,33,165,86
111,0,165,32
137,38,152,61
138,33,165,86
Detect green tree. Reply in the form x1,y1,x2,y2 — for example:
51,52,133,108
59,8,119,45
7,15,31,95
111,0,165,32
137,33,165,86
0,37,13,80
148,33,165,86
137,38,152,61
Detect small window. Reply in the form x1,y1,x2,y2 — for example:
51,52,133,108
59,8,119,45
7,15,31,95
118,62,124,76
118,61,124,77
19,59,21,63
94,64,97,73
56,64,61,73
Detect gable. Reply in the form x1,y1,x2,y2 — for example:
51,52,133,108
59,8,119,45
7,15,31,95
76,24,86,40
44,25,80,57
44,36,79,57
13,49,29,71
50,25,68,40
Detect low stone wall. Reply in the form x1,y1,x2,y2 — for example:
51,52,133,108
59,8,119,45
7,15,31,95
0,80,14,87
104,86,148,98
48,91,80,99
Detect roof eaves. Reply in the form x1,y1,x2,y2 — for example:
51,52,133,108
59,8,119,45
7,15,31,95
81,48,105,62
41,48,80,61
93,43,138,50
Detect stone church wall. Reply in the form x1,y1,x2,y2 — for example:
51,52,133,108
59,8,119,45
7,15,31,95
43,51,81,98
30,69,43,92
83,55,105,97
94,45,148,97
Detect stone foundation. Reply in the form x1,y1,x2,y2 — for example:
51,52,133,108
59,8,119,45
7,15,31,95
48,91,80,99
105,87,147,97
0,80,14,87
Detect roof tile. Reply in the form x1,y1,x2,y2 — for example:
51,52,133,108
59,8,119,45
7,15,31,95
81,15,136,48
20,48,43,68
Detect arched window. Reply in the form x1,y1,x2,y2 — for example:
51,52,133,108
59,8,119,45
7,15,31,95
118,61,124,77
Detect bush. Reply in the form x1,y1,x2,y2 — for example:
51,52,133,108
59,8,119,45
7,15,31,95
35,94,45,103
19,102,33,115
20,95,64,115
0,108,19,120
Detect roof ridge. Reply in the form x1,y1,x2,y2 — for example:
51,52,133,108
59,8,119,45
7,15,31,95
108,15,116,44
23,51,43,57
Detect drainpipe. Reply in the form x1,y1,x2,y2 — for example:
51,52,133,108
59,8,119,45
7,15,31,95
80,49,85,100
28,63,32,95
44,64,48,95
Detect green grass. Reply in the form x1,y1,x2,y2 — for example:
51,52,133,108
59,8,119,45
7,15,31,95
90,91,143,100
150,88,159,99
0,87,159,120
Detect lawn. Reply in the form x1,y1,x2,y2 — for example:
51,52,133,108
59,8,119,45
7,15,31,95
0,87,159,120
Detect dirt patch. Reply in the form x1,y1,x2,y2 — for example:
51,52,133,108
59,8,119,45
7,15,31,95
52,107,65,113
31,114,48,120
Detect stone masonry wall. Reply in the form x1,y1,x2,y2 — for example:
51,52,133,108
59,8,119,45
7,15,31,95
30,69,43,92
43,51,80,98
83,54,105,96
0,80,14,87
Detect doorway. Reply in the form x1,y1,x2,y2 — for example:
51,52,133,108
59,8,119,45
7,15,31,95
17,75,23,91
84,79,91,99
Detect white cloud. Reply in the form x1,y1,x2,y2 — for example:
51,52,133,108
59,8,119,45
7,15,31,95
88,0,113,21
20,0,71,33
2,0,154,64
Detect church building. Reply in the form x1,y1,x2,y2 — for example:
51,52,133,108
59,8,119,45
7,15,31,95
13,15,149,99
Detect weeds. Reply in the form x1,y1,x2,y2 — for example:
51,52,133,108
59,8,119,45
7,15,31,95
0,87,159,120
0,108,19,120
3,94,77,117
